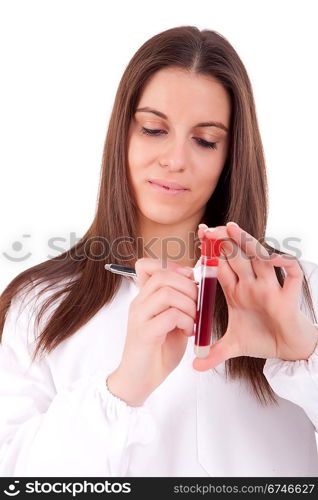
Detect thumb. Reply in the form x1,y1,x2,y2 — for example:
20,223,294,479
192,335,240,371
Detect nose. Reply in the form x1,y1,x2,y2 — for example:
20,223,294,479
159,138,187,171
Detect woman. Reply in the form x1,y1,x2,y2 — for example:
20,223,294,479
0,26,318,477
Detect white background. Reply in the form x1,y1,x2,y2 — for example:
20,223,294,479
0,0,318,457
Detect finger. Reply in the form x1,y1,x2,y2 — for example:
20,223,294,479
220,238,257,281
145,286,197,322
201,227,257,281
197,225,228,241
148,308,194,343
216,250,238,305
269,253,304,299
193,336,241,371
197,223,209,240
135,257,193,288
226,222,279,286
197,227,233,269
138,268,198,304
197,227,241,298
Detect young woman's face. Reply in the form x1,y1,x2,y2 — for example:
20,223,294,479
127,67,231,227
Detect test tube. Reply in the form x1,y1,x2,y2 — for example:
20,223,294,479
194,235,223,358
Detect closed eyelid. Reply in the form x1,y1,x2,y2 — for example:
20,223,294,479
142,125,224,143
134,109,229,133
141,126,221,142
140,127,218,150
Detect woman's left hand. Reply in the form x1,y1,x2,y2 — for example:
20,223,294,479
193,222,318,371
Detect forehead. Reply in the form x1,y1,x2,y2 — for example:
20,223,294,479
137,68,231,126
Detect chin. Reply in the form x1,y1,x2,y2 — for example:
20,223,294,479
139,206,186,225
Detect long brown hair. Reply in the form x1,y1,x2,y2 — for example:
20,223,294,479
1,26,316,406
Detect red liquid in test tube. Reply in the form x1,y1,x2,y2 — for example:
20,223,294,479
194,235,223,358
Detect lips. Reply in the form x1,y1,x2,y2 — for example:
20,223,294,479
148,179,188,190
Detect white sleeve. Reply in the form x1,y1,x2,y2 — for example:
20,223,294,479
0,287,157,477
263,340,318,433
263,260,318,433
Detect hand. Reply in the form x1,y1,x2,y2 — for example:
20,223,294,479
107,258,198,406
193,222,318,371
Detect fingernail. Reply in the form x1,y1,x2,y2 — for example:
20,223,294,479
226,221,239,227
270,252,281,259
198,223,208,229
204,227,215,233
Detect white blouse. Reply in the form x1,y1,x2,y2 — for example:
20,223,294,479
0,257,318,477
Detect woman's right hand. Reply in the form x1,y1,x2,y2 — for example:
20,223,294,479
107,258,198,406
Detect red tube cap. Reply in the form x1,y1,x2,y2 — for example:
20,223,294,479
201,236,223,266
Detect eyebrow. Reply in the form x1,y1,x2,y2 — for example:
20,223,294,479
135,107,229,132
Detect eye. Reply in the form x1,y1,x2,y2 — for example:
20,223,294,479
140,127,217,150
194,137,218,150
141,127,166,137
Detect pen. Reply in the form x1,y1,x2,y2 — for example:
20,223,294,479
104,263,199,285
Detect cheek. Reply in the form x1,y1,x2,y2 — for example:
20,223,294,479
128,133,154,166
127,138,145,186
195,159,224,194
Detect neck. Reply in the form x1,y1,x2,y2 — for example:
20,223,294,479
136,215,204,268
